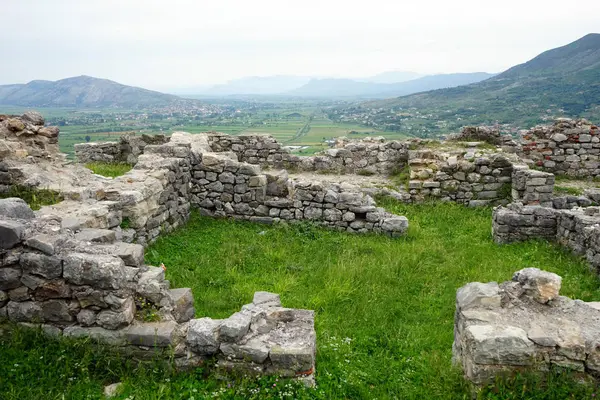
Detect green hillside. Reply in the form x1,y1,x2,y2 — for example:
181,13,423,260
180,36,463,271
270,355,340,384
364,33,600,131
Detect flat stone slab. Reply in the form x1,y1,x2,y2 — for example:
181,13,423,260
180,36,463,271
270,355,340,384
75,228,116,243
125,321,181,347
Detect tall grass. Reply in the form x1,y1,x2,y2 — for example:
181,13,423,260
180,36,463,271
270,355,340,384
2,201,600,399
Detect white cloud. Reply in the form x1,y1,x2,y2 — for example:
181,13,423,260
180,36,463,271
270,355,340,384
1,0,598,90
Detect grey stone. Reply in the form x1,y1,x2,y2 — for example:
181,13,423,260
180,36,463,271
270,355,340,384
77,309,97,326
512,268,561,303
187,317,221,355
21,111,45,126
465,324,534,365
381,217,409,234
8,286,30,301
137,266,167,304
113,242,144,267
20,253,62,279
269,345,315,375
125,321,180,347
457,282,501,310
253,291,281,308
104,383,123,398
41,299,74,322
0,220,25,249
63,253,126,290
25,234,63,255
63,326,127,345
7,301,43,322
97,297,135,330
0,198,35,220
0,267,22,290
169,288,195,323
219,311,251,342
75,228,116,243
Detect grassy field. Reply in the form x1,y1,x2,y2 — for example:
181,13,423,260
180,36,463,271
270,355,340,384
85,162,133,178
2,201,600,399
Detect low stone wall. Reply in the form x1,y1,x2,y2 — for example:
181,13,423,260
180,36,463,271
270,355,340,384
453,268,600,384
407,151,514,206
74,134,169,164
519,118,600,177
0,198,316,381
207,133,409,174
189,150,408,236
492,203,600,272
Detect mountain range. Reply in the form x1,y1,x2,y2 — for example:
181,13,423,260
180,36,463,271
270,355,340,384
188,71,492,98
367,33,600,125
0,76,185,108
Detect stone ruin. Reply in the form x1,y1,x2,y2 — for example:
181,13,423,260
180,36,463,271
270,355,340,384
0,197,316,382
3,110,600,386
75,133,169,165
520,118,600,177
454,268,600,384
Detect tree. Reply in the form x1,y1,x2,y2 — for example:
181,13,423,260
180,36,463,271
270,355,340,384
85,135,91,142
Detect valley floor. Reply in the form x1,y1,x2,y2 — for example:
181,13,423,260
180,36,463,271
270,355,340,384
2,201,600,399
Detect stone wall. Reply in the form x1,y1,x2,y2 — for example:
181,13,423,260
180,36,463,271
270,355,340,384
0,112,60,161
189,150,409,236
454,268,600,384
519,118,600,177
511,168,555,206
493,203,600,272
0,197,316,381
407,150,514,206
207,133,409,174
74,134,169,165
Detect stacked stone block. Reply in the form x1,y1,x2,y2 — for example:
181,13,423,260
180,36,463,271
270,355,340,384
520,118,600,177
454,268,600,384
408,151,513,206
511,168,555,206
75,133,169,165
189,152,409,236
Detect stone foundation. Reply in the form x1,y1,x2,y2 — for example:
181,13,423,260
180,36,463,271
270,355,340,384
492,203,600,272
0,198,316,381
454,268,600,384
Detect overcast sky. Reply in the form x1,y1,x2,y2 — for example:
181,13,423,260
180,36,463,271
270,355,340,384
2,0,599,91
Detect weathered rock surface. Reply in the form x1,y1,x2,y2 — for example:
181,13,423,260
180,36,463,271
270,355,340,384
454,269,600,384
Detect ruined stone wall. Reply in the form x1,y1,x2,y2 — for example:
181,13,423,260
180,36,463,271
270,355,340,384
208,133,409,174
0,112,60,161
74,134,169,165
511,168,555,206
407,151,514,206
189,150,408,236
519,118,600,177
454,268,600,384
0,198,316,380
492,203,600,272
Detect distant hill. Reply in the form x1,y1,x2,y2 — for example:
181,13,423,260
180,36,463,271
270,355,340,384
361,71,422,84
200,76,312,96
286,72,495,98
0,76,186,108
368,33,600,125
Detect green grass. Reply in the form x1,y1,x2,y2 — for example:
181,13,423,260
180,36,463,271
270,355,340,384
0,185,63,210
85,162,133,178
554,186,584,196
3,201,600,399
